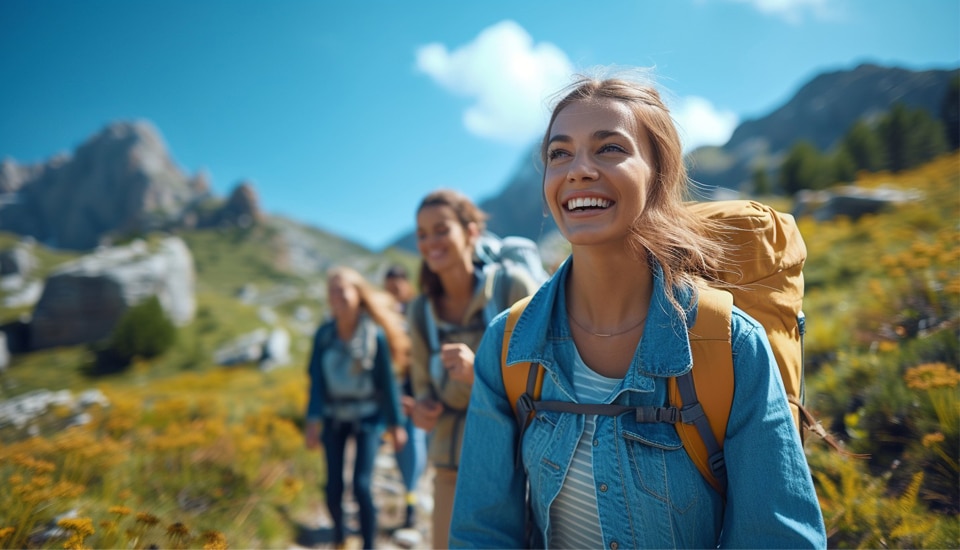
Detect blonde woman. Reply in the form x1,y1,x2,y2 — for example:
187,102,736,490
304,266,409,549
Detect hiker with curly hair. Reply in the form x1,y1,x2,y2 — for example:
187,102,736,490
407,189,540,549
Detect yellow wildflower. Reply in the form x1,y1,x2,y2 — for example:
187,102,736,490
109,505,132,516
202,531,229,550
135,512,160,526
922,432,946,447
904,363,960,390
0,527,14,539
57,517,95,537
166,522,190,538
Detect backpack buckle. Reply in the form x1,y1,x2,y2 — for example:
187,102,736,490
516,393,535,424
634,406,680,424
514,393,537,468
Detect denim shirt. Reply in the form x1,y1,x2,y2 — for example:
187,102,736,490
450,258,827,549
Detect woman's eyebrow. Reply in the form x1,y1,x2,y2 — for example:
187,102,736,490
548,130,627,146
594,129,628,140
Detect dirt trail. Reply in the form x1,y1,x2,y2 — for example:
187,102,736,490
290,440,435,550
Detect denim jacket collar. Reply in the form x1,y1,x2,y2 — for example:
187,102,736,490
505,256,698,383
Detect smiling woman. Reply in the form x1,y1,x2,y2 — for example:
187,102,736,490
448,74,828,549
405,189,539,549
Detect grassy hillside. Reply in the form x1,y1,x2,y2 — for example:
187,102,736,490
0,155,957,548
0,217,418,548
799,153,959,547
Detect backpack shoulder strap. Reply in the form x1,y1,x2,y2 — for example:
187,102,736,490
670,286,735,494
501,296,540,420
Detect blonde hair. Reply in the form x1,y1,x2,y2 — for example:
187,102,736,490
327,266,411,371
541,74,728,317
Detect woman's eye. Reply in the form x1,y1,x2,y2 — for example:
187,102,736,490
547,148,569,161
599,143,626,154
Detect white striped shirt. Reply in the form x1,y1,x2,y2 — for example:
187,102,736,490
549,349,622,549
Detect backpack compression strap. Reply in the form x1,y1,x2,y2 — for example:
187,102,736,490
502,287,737,494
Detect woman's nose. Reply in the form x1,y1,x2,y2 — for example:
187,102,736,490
567,152,598,182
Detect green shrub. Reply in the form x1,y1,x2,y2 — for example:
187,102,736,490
88,296,177,374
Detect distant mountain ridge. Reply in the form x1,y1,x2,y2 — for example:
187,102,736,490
687,63,959,194
1,63,955,257
392,62,959,251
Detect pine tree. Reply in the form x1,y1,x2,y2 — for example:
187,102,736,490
841,119,885,172
940,74,960,151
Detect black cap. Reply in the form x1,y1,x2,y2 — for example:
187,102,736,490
385,265,408,279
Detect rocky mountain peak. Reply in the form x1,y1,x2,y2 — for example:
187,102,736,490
0,120,262,250
221,181,264,227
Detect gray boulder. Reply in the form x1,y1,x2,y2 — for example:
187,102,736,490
29,236,195,350
0,333,8,373
0,240,37,277
794,185,923,221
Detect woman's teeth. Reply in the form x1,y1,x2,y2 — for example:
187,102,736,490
566,197,611,211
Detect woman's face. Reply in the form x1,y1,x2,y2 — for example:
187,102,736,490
543,98,654,247
327,273,360,317
416,204,477,275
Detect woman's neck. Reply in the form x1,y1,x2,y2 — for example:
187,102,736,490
435,262,476,324
437,261,476,302
335,309,360,340
566,246,653,328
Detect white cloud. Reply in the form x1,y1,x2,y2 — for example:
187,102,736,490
729,0,836,23
415,20,574,145
670,96,739,151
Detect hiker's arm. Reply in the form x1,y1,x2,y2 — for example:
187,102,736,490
718,310,827,549
450,315,528,548
304,326,328,450
305,326,328,422
407,300,432,401
373,330,403,428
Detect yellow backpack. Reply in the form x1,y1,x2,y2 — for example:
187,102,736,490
501,200,820,494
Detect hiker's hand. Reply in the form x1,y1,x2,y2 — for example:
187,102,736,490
304,421,321,451
412,399,442,431
441,343,475,385
401,394,416,416
389,425,408,452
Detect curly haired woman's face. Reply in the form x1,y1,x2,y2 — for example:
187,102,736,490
543,99,654,246
416,204,477,274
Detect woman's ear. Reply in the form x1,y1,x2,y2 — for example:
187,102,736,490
465,221,481,244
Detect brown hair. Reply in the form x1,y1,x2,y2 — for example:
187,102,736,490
541,75,728,317
327,266,411,371
415,188,488,301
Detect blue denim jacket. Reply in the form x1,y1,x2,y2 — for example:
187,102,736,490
450,258,826,549
305,320,403,431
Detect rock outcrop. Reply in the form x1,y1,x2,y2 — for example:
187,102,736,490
793,185,923,221
0,121,209,250
0,240,37,277
30,236,196,350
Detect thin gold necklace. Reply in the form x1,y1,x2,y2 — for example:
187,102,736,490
567,309,648,338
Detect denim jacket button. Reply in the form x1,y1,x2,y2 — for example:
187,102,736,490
610,541,619,550
599,483,608,492
592,438,599,447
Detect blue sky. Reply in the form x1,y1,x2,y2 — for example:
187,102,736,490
1,0,958,250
